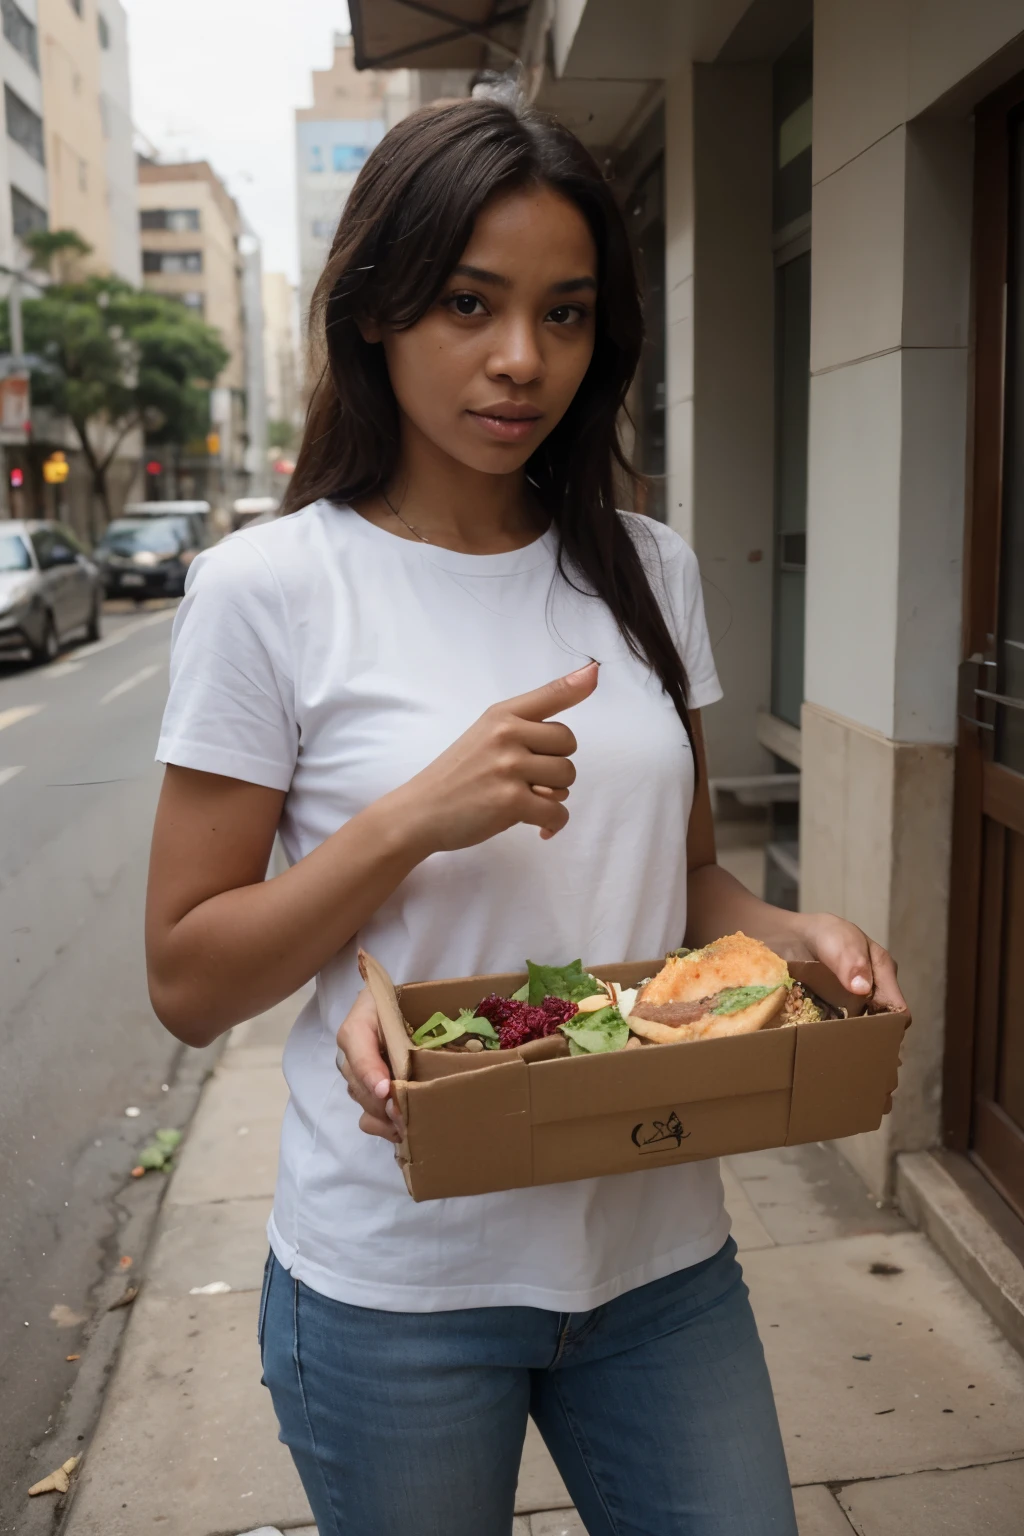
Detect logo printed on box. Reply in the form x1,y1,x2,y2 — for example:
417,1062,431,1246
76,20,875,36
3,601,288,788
631,1111,690,1153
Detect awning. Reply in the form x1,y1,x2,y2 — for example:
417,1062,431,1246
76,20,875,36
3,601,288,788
349,0,530,72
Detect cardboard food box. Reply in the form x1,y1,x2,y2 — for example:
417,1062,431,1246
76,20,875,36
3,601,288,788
358,951,910,1203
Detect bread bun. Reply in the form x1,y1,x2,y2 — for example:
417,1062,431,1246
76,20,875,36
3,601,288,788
625,932,790,1046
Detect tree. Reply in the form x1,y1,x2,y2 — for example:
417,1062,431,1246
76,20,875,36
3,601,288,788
0,275,229,532
22,227,92,284
268,418,297,452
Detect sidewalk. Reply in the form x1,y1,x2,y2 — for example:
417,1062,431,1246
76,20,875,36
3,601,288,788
61,992,1024,1536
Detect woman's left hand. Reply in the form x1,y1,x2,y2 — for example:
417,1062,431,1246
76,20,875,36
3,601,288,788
778,913,906,1012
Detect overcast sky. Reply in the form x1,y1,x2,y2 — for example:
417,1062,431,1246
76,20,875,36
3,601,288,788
121,0,351,282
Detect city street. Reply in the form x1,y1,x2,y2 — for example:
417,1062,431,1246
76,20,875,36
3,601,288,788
0,604,186,1525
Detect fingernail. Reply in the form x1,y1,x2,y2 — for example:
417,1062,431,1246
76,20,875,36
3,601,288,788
851,975,871,994
371,1077,391,1098
566,662,597,682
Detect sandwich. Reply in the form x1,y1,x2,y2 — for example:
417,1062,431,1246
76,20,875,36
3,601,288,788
624,932,793,1044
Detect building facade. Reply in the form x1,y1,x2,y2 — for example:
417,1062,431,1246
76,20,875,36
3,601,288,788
262,269,300,439
0,0,139,531
348,0,1024,1343
137,159,250,505
295,35,391,333
0,0,47,265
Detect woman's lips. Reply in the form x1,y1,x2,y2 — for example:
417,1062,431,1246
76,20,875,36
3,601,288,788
466,410,542,443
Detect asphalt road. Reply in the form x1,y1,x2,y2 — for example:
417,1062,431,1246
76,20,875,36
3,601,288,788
0,602,189,1523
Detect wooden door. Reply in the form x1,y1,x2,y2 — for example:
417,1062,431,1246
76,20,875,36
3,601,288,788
945,79,1024,1219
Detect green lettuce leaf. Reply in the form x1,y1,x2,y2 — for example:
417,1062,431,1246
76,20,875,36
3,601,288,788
526,959,605,1007
711,984,783,1016
560,1004,630,1054
411,1009,498,1049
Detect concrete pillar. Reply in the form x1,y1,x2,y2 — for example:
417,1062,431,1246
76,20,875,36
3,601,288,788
665,61,775,778
801,6,974,1197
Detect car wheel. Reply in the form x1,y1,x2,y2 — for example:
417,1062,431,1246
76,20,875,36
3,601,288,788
30,611,59,666
85,593,102,643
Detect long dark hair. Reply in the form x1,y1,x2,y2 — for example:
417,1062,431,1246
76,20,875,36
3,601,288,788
287,95,695,755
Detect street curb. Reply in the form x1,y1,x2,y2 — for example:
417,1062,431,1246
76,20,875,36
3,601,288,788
15,1035,225,1536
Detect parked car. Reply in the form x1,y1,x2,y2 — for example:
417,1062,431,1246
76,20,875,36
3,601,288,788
231,496,279,531
122,500,212,551
0,520,103,664
93,515,202,600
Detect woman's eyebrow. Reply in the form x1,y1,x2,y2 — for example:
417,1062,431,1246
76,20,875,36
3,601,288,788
452,264,597,295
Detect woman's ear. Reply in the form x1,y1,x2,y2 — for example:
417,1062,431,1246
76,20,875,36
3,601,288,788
356,315,382,344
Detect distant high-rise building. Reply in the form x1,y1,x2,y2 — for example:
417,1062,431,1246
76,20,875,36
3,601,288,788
262,271,300,439
137,159,253,501
295,35,415,339
37,0,135,280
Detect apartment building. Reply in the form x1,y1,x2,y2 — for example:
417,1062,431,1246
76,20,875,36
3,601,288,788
0,0,138,526
350,0,1024,1355
0,0,48,263
137,159,257,502
262,269,300,438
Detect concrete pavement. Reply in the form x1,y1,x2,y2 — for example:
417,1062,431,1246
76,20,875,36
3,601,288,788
53,990,1024,1536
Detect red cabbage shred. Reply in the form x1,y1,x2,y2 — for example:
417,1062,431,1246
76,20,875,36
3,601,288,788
475,993,579,1050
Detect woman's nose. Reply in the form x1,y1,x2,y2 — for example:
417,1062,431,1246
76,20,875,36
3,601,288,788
487,318,544,385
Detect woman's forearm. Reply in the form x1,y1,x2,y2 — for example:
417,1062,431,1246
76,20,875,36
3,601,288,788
685,861,807,952
151,793,432,1045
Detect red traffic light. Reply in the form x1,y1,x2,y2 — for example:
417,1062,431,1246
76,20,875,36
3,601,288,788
10,467,23,488
146,460,162,475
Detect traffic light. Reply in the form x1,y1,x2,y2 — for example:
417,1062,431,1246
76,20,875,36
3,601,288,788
9,467,23,488
43,451,69,485
206,432,221,456
146,459,162,476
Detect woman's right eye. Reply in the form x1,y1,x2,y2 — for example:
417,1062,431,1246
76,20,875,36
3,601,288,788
446,292,486,317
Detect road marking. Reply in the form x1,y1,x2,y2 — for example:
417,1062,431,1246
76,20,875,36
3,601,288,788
0,704,44,732
70,608,176,662
100,664,160,705
0,765,24,787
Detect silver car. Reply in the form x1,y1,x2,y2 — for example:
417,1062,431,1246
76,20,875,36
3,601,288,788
0,520,103,665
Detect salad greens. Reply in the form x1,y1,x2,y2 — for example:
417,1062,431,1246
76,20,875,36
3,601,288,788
411,1009,499,1050
525,958,606,1008
561,1004,630,1056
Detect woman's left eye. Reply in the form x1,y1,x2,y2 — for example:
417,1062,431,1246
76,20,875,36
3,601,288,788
547,304,586,326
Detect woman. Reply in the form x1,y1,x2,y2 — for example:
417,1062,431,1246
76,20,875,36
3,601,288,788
147,90,903,1536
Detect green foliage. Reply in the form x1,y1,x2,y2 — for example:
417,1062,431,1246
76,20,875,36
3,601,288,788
0,274,229,515
22,228,92,275
267,418,296,451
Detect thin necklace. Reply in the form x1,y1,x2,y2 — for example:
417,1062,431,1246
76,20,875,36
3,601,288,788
381,487,431,544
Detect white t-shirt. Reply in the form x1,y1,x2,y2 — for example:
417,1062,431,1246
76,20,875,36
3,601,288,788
157,500,729,1312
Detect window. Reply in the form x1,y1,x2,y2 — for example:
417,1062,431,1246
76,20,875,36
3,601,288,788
68,0,82,15
77,155,87,193
5,85,44,165
142,249,203,274
139,207,200,232
179,291,204,315
2,0,38,71
309,145,324,173
11,185,46,239
311,218,334,240
97,10,109,48
332,143,367,173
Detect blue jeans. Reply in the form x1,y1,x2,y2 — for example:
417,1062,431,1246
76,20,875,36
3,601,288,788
259,1237,796,1536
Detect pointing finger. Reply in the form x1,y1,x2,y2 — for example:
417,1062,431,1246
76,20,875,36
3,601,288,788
500,662,598,724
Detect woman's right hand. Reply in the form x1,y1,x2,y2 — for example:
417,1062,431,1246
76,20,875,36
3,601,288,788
337,987,402,1143
390,661,598,852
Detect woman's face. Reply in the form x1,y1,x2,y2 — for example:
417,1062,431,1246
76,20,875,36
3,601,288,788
371,183,598,476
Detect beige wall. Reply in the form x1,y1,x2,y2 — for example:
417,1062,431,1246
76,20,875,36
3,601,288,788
137,165,244,394
801,0,1024,1196
38,0,111,268
262,271,300,429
